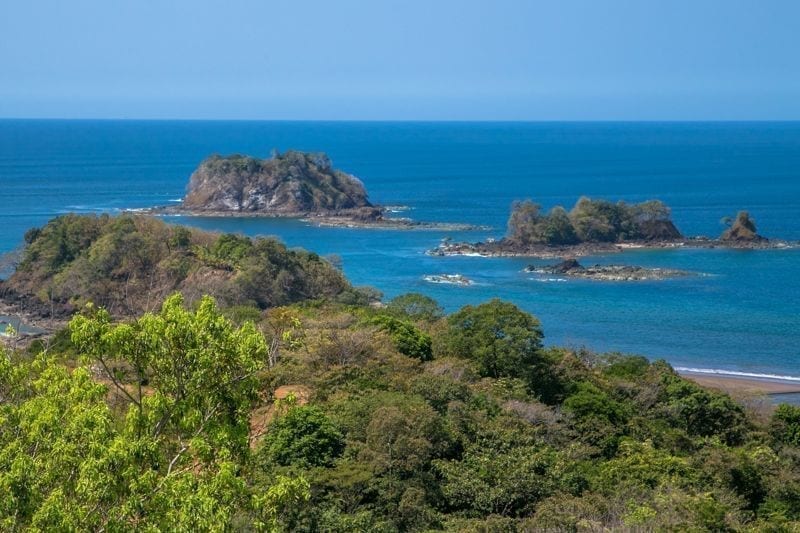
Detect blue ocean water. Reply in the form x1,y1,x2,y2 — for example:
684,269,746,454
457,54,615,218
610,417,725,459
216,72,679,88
1,120,799,378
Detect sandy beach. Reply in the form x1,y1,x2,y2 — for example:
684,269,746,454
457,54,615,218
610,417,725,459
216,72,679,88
681,372,800,395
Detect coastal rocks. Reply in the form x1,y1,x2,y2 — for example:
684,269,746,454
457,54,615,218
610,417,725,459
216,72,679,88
526,259,692,281
423,274,474,286
427,240,622,259
721,211,765,242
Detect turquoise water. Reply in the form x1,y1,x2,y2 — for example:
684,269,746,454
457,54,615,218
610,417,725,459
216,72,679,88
1,120,799,377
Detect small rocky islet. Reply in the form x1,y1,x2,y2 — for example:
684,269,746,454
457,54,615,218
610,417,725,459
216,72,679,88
526,258,692,281
147,150,478,231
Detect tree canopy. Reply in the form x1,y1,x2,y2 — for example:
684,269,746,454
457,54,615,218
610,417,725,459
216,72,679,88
506,197,682,246
1,266,799,530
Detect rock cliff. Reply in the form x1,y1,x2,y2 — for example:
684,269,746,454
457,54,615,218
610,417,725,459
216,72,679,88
183,151,373,215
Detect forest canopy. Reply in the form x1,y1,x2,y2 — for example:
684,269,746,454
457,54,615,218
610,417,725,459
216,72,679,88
1,289,800,530
506,197,683,246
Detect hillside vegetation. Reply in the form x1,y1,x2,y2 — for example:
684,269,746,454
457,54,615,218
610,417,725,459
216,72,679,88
3,214,353,316
2,216,799,530
507,197,683,246
2,289,800,530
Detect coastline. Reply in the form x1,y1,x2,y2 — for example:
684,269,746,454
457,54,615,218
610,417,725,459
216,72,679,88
132,205,484,232
679,370,800,395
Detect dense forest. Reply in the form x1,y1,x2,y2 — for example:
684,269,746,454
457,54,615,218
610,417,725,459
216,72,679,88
2,218,800,530
506,197,683,246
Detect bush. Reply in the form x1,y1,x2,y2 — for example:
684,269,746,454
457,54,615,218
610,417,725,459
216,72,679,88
771,404,800,446
368,314,433,361
261,406,345,468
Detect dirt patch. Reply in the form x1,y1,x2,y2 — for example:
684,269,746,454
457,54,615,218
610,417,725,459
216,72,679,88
249,384,311,448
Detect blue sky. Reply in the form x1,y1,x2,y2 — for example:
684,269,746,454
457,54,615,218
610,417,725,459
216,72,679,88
1,0,798,120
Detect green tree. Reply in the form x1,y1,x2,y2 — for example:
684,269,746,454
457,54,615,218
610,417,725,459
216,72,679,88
261,406,345,468
385,292,444,322
540,205,579,244
771,404,800,446
444,299,562,401
368,314,433,361
506,200,544,245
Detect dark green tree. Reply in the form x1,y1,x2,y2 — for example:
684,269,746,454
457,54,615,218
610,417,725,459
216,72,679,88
261,406,345,468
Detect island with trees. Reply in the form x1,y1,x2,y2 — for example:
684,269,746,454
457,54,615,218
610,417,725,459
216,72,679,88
149,150,478,230
430,198,791,258
2,215,800,529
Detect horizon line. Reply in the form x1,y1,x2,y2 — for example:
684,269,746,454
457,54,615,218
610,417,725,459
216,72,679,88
2,117,800,124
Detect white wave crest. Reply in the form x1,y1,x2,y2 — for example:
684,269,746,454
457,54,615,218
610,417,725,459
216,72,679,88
676,367,800,383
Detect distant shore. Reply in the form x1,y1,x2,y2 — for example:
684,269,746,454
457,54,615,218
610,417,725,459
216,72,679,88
680,371,800,395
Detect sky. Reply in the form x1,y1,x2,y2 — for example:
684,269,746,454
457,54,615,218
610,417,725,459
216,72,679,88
1,0,799,120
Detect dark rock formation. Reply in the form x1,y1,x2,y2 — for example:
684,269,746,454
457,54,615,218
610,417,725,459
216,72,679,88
183,151,372,214
526,259,692,281
721,211,765,242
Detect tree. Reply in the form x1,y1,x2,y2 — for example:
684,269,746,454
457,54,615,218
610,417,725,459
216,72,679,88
368,314,433,361
386,293,444,322
261,406,345,468
540,206,579,244
506,200,543,246
444,299,562,401
771,404,800,446
0,293,316,530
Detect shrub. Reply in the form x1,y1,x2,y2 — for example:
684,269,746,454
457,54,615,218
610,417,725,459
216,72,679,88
261,406,345,468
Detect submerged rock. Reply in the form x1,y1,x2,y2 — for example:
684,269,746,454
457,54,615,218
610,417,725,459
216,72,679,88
526,259,692,281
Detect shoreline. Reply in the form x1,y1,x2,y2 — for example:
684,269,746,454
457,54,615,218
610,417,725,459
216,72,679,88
130,205,485,232
679,371,800,395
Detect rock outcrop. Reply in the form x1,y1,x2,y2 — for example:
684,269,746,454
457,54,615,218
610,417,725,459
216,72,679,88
183,151,372,215
721,211,765,242
526,259,692,281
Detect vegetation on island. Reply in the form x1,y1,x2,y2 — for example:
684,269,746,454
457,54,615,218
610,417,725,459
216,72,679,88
507,197,682,246
2,214,360,317
183,151,377,216
2,218,799,530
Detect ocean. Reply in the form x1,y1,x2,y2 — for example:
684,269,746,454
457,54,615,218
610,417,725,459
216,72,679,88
1,120,799,378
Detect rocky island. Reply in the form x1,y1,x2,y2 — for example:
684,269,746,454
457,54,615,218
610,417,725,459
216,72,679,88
526,258,692,281
429,198,792,258
149,150,477,230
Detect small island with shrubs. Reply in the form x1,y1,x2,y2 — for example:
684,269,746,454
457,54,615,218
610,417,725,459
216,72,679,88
430,197,791,258
149,150,478,231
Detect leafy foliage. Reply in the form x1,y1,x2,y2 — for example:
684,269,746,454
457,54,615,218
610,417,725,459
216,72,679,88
368,314,433,361
0,280,798,530
506,197,682,246
260,406,345,467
